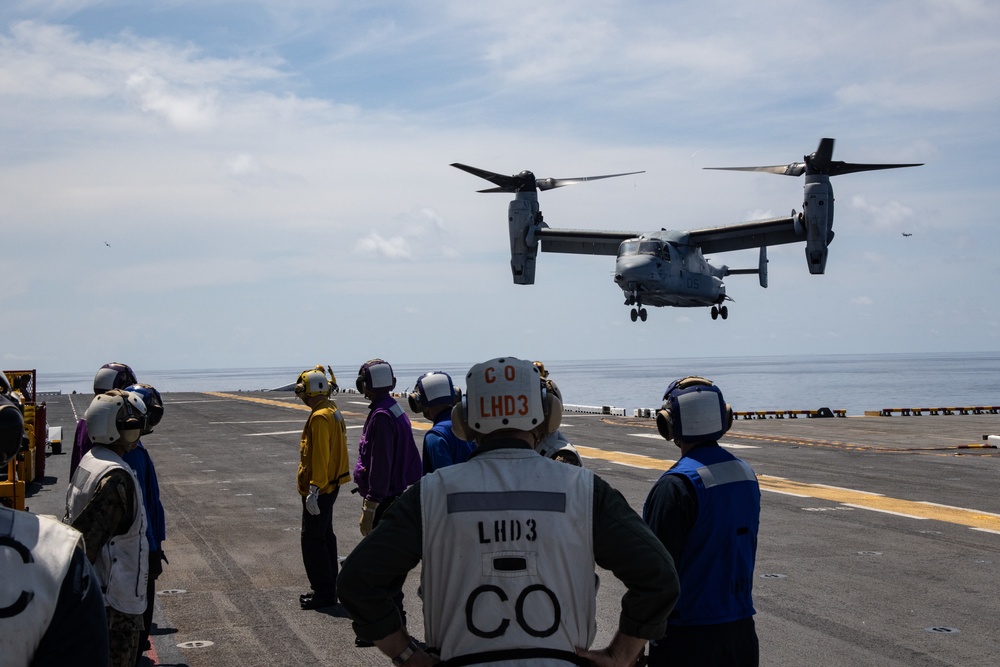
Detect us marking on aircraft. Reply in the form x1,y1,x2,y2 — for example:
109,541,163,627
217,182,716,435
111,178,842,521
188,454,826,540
453,138,921,322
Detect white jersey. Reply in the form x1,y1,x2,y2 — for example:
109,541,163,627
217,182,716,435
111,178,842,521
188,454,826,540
65,445,148,615
420,447,596,666
0,507,82,666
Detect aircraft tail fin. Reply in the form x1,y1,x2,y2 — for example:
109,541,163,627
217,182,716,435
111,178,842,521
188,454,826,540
724,246,769,288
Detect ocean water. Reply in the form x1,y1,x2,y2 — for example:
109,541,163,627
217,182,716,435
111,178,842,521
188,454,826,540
36,352,1000,416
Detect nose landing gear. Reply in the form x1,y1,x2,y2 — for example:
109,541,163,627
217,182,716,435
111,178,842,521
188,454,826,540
710,305,729,321
626,290,647,322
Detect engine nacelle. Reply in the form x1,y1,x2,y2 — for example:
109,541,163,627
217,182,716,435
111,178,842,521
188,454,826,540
508,195,541,285
801,177,834,274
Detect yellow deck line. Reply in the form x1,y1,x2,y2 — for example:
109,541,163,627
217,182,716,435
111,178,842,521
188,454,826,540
204,392,311,411
203,392,431,430
575,445,1000,533
203,395,998,531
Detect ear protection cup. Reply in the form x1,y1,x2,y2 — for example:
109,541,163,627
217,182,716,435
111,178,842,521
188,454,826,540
655,407,674,441
122,417,142,444
451,397,472,441
0,397,25,466
534,379,563,438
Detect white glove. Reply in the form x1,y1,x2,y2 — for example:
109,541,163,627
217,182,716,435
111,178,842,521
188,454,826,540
305,485,321,515
360,498,379,536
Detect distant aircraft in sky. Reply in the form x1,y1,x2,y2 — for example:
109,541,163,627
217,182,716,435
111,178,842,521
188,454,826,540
902,233,912,237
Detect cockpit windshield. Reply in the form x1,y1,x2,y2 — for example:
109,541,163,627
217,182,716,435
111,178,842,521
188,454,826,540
618,239,669,260
618,241,640,256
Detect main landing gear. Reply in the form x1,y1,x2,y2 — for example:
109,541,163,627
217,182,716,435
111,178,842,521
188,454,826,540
711,305,729,320
630,307,647,322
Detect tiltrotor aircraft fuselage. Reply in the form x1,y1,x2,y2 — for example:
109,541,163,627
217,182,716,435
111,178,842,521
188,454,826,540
453,138,921,322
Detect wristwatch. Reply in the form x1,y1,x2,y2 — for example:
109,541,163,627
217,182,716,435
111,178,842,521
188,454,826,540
391,639,419,666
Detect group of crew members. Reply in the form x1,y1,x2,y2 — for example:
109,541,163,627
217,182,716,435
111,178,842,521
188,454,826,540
1,355,762,667
2,361,165,667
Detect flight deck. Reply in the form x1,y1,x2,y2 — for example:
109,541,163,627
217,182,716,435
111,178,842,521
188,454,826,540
25,391,1000,667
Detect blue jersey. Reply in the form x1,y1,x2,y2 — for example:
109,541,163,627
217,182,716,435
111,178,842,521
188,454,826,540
421,414,475,474
122,441,166,552
647,444,759,626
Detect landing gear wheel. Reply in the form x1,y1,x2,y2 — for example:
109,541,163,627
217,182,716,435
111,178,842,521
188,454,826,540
639,308,647,322
711,306,719,320
630,308,638,322
720,305,728,320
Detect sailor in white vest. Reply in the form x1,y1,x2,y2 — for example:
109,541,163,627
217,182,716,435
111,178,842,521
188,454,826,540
1,390,108,666
339,356,679,667
65,389,150,667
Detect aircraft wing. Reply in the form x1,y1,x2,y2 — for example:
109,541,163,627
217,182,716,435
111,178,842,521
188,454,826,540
687,214,801,254
536,228,641,256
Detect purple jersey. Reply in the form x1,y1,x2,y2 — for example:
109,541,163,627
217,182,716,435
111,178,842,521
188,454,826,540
353,394,421,502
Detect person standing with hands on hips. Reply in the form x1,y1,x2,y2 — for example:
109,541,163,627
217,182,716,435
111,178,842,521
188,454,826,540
642,377,761,667
339,356,679,667
295,366,350,611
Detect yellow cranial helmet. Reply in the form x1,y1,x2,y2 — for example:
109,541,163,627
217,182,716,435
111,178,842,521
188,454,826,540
295,366,334,398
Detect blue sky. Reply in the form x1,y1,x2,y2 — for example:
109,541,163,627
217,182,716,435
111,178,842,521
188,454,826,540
2,0,998,374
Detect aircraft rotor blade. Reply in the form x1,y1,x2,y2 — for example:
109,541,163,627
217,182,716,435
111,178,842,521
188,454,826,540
704,164,806,177
705,138,922,178
822,161,925,176
450,163,535,193
536,171,645,191
452,163,643,193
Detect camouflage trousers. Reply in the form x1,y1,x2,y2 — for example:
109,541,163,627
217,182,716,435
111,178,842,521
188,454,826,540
106,606,143,667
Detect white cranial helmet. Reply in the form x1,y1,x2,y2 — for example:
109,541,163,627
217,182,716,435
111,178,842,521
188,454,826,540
453,357,561,441
85,389,147,446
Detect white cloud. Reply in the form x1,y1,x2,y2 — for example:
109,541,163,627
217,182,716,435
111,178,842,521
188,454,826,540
2,2,999,371
355,232,413,260
126,68,218,131
850,196,916,232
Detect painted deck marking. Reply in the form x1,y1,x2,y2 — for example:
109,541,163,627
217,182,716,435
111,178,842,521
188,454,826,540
208,393,1000,533
574,445,1000,533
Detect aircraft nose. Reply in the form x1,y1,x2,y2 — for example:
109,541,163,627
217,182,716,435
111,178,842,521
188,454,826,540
615,256,657,283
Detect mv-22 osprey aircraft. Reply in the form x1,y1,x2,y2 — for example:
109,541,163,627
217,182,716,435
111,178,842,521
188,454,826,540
453,138,921,322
